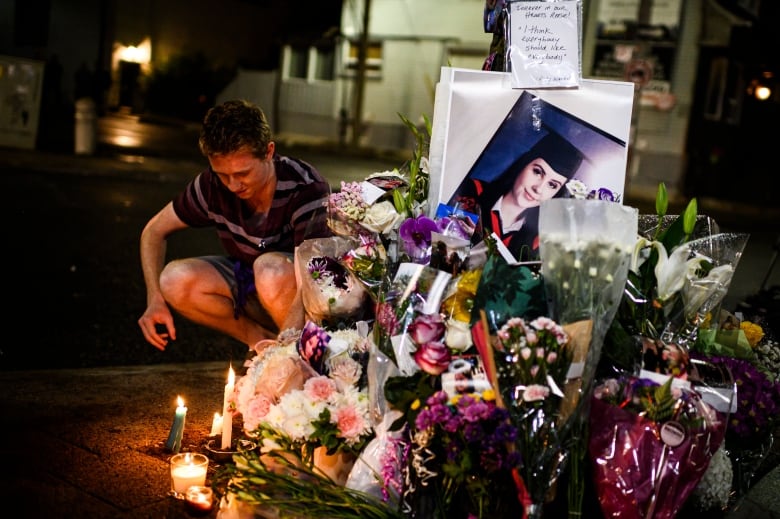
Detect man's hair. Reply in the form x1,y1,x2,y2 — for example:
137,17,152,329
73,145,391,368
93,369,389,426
198,99,272,158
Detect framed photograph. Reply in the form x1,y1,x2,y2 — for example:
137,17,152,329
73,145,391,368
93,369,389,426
428,67,634,262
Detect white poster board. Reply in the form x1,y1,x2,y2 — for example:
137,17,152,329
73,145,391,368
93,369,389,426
430,67,634,208
428,67,635,262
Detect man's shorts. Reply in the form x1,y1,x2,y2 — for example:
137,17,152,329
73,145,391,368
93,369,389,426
199,255,279,332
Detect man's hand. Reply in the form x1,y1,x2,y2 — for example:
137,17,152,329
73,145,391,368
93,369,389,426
138,298,177,350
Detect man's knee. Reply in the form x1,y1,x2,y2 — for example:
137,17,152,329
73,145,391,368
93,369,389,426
159,260,197,302
253,253,295,284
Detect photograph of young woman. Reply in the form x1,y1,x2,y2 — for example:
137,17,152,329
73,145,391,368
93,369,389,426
449,130,584,262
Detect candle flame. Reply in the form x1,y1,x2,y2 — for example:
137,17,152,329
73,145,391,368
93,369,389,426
227,365,235,385
177,396,184,407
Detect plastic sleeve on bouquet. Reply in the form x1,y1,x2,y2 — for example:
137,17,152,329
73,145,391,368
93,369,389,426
588,380,728,519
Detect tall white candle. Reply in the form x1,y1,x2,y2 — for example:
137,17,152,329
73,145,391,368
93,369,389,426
209,412,223,437
221,365,235,450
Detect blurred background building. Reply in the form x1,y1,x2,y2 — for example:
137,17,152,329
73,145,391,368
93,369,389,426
0,0,777,206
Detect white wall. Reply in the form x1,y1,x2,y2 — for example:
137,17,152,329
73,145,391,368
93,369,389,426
342,0,490,47
340,0,491,147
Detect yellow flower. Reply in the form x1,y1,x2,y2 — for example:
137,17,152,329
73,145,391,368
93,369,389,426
482,388,496,402
441,268,483,322
740,321,765,347
411,399,421,410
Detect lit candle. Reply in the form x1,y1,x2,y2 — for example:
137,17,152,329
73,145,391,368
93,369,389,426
185,485,214,515
209,412,223,437
221,365,235,450
169,452,209,496
165,396,187,453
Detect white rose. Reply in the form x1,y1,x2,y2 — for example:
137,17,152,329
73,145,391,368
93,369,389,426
445,318,472,351
565,179,588,199
360,201,403,234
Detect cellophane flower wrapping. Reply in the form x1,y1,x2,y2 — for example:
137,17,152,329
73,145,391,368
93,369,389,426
295,236,372,325
538,198,638,516
489,316,579,515
588,375,728,519
340,234,391,302
401,390,524,519
687,443,733,512
372,262,452,374
660,232,749,348
538,198,638,403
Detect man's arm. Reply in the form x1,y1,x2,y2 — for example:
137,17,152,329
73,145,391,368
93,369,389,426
138,202,189,350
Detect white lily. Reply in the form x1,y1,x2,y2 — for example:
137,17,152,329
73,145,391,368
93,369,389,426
629,236,652,273
682,263,735,317
653,241,692,302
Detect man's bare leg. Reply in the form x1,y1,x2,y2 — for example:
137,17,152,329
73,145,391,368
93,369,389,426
160,258,275,345
253,253,304,333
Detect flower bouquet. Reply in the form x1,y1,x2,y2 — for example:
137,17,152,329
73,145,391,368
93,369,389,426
537,197,638,517
295,236,372,326
588,374,729,519
378,309,526,518
327,113,431,256
603,184,749,380
481,315,578,519
399,389,523,518
691,349,780,498
227,322,374,488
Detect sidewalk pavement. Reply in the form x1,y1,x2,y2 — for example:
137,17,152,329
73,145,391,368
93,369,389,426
0,362,228,518
0,361,778,518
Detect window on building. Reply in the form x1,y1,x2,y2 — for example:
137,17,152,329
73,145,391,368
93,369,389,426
284,44,336,81
344,40,383,78
314,46,335,81
288,46,309,80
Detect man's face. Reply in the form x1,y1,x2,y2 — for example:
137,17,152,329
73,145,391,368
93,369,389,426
208,144,273,200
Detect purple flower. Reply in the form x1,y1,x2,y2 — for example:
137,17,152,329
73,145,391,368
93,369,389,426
697,354,780,442
399,215,438,260
587,187,620,202
307,256,349,289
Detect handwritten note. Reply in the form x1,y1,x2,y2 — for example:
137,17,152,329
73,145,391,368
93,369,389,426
508,0,580,89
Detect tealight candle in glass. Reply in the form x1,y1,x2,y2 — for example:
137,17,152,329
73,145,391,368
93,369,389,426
185,485,214,515
169,452,209,499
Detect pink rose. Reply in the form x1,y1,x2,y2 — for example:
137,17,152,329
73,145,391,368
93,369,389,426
414,341,452,375
408,313,446,345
